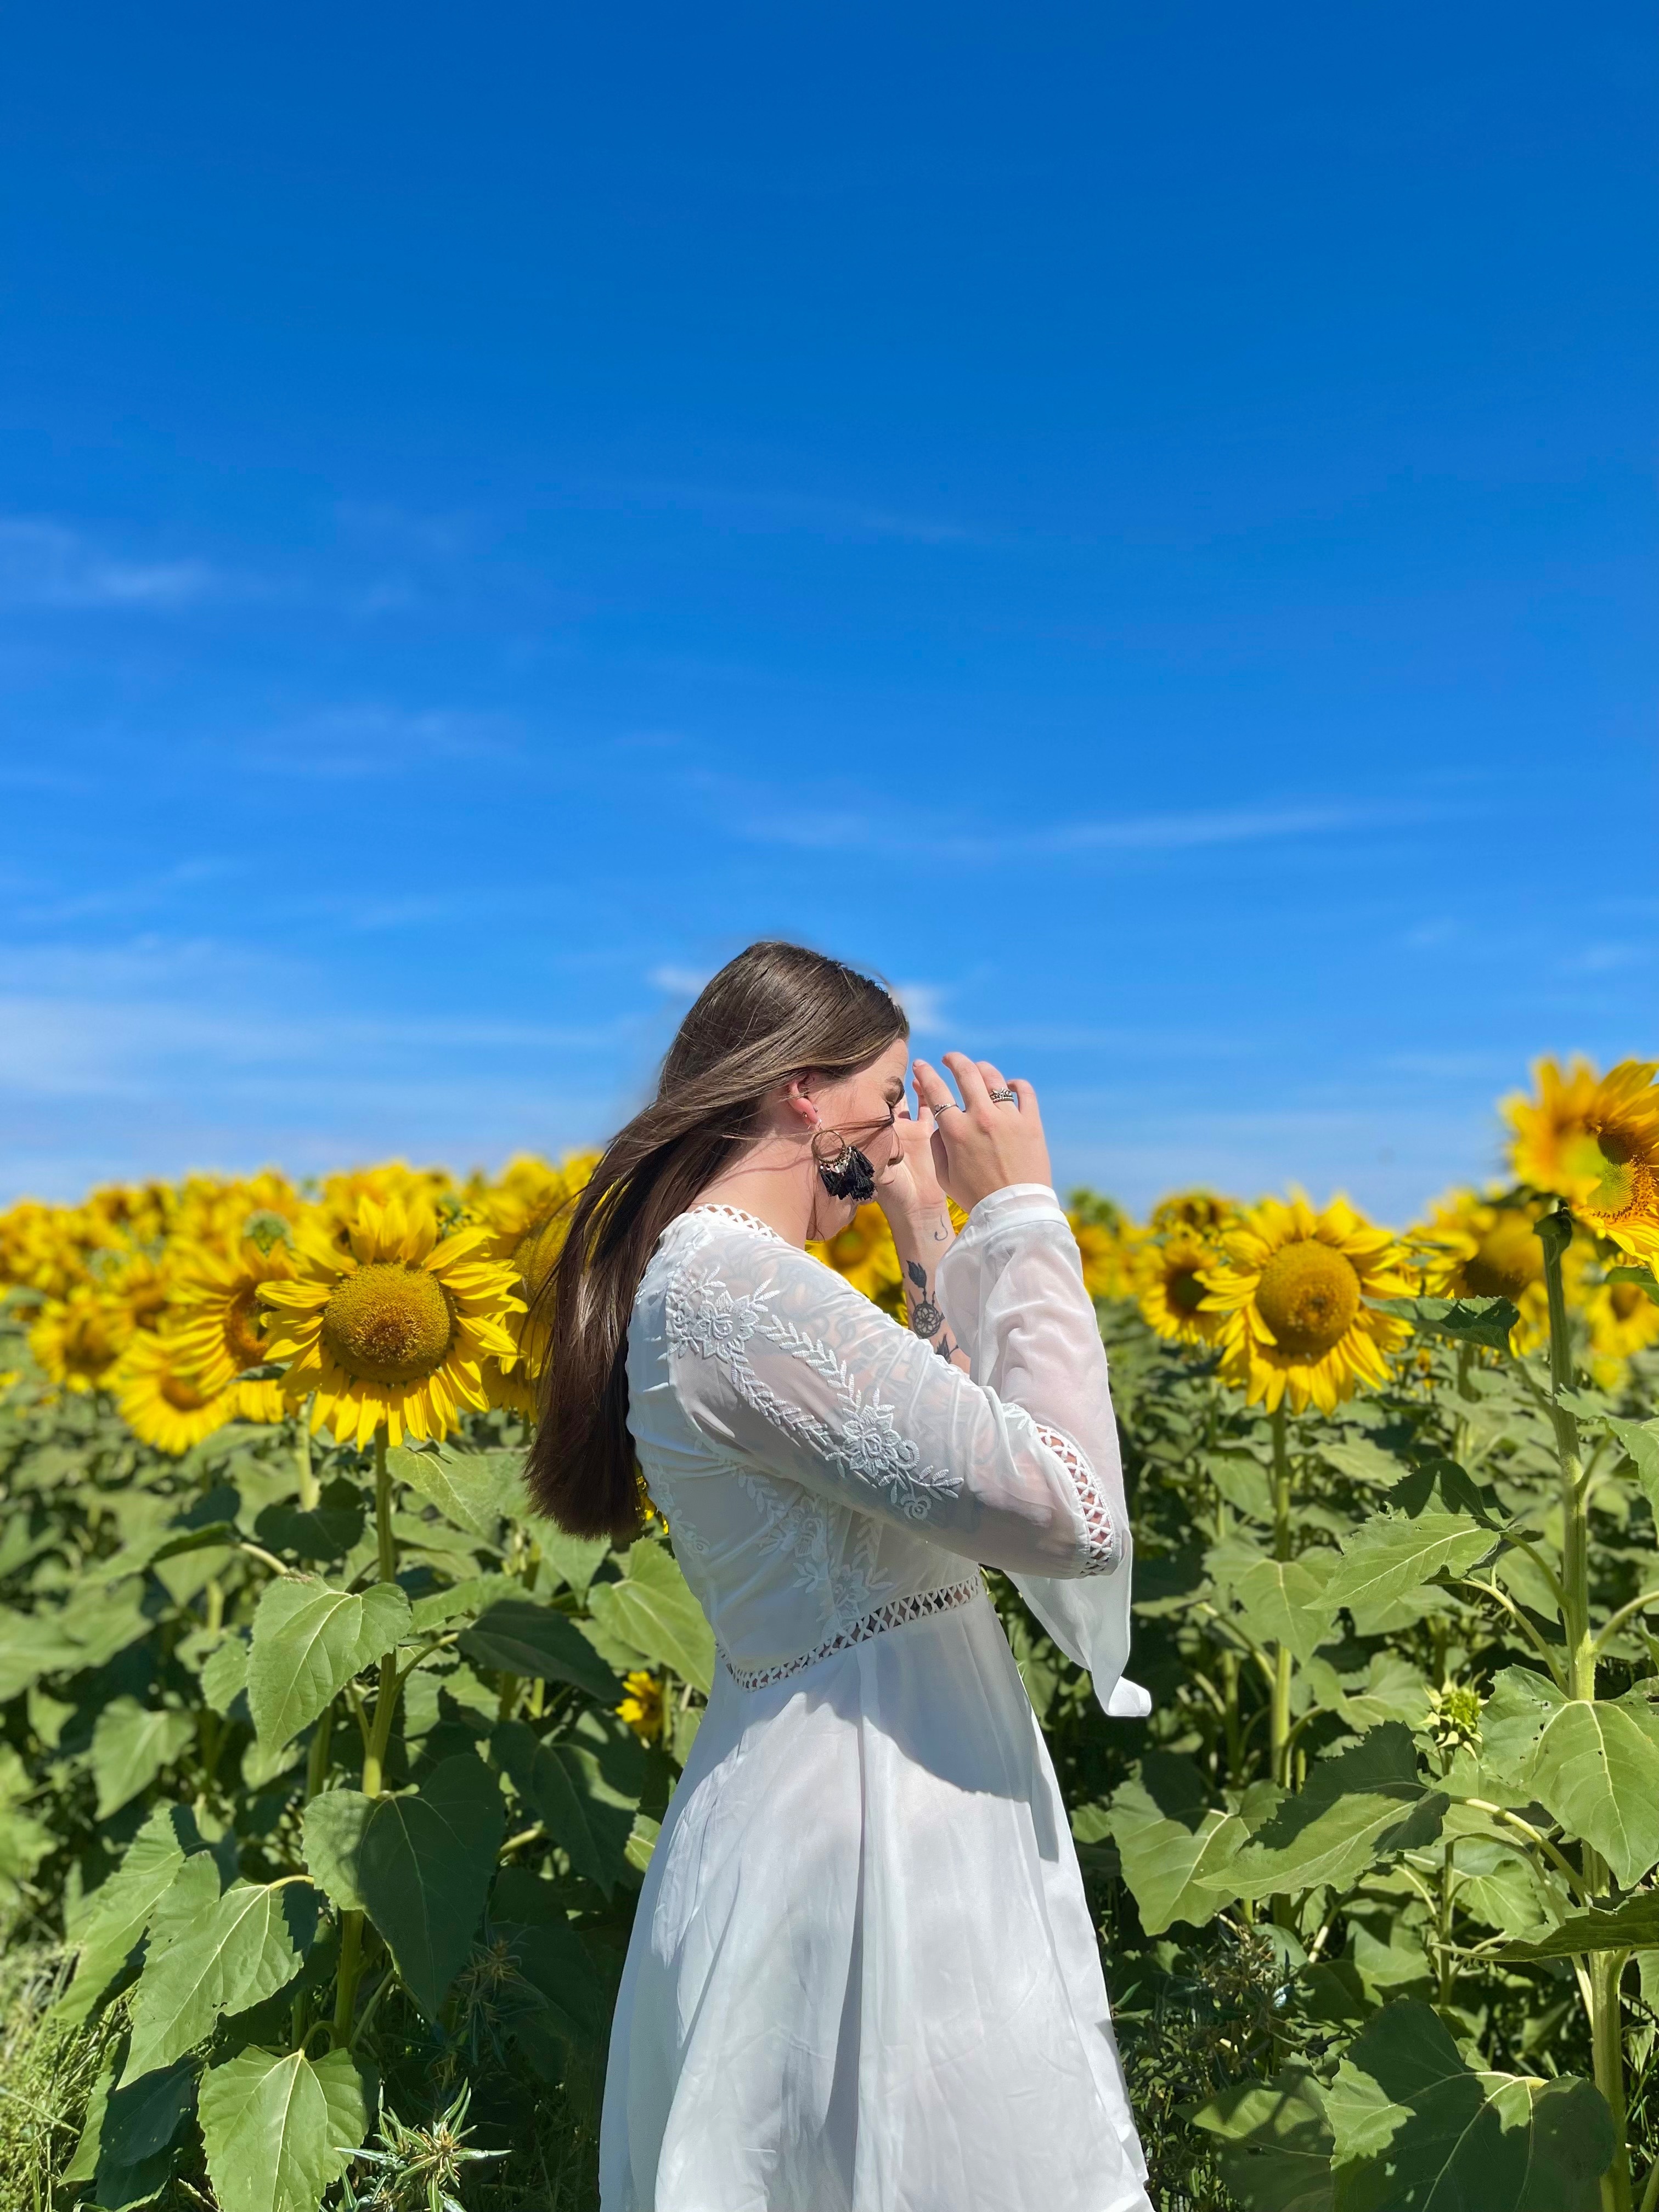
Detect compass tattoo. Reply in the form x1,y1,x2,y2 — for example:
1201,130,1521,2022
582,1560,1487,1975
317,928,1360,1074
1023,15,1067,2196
905,1260,953,1359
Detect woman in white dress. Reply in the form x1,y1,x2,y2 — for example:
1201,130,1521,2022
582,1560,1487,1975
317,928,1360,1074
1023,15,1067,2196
528,942,1154,2212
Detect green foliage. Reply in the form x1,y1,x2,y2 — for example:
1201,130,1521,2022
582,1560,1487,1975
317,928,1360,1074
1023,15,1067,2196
330,1758,505,2019
198,2045,367,2212
1327,2002,1612,2209
246,1578,413,1751
2,1239,1658,2210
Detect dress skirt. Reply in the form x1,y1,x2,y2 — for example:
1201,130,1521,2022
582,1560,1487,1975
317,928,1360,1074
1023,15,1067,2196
600,1592,1154,2212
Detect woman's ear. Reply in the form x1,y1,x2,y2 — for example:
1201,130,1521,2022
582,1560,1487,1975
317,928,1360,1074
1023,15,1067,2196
781,1074,821,1128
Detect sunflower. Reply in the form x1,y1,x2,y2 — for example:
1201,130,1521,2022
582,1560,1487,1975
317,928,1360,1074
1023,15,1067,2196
617,1670,665,1742
29,1288,123,1394
1586,1273,1659,1383
84,1180,174,1250
474,1153,600,1382
262,1192,522,1448
1504,1058,1659,1260
114,1329,242,1454
1408,1187,1587,1357
97,1244,174,1348
481,1355,539,1420
166,1229,296,1418
1137,1229,1223,1347
810,1203,904,1314
1149,1190,1235,1238
171,1170,300,1249
1200,1192,1413,1414
1051,1193,1133,1301
0,1201,94,1299
318,1163,460,1243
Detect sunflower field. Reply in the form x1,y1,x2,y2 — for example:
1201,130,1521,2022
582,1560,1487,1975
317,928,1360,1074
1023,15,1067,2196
2,1059,1659,2212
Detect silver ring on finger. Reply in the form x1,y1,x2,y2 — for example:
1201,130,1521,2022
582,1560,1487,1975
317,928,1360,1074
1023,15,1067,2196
987,1087,1018,1104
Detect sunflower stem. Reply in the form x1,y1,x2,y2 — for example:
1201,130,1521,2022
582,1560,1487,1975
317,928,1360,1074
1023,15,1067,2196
333,1427,403,2051
331,1910,364,2048
374,1429,396,1588
1269,1401,1294,1790
1539,1210,1631,2212
296,1398,319,1511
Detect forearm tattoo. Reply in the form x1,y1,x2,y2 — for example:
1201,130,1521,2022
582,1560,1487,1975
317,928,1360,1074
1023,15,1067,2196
904,1254,961,1364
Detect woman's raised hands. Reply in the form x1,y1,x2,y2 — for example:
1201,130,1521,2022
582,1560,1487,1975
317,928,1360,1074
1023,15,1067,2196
912,1054,1052,1213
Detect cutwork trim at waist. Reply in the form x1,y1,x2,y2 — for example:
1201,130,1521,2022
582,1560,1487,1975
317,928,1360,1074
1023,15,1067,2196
719,1578,985,1691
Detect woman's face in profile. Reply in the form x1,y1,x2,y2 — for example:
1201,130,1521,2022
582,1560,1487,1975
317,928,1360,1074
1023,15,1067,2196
809,1036,912,1221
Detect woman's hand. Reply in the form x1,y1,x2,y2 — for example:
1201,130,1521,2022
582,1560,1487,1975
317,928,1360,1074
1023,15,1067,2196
913,1054,1051,1214
872,1098,951,1234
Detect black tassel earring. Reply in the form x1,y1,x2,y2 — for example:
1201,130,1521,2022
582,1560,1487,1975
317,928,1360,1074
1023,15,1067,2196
812,1127,877,1204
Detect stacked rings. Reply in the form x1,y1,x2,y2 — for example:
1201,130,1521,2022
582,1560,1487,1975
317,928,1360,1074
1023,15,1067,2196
986,1087,1018,1104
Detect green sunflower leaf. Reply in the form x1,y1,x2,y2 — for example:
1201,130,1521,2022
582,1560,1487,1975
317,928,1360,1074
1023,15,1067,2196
93,2055,196,2212
245,1576,411,1751
1106,1763,1247,1936
1368,1295,1520,1350
1228,1726,1446,1903
198,2046,365,2212
388,1443,526,1542
1482,1668,1659,1889
459,1596,623,1701
1499,1891,1659,1960
493,1712,645,1898
1322,1510,1496,1630
1326,2000,1610,2208
54,1803,214,2028
1184,2063,1334,2212
90,1698,196,1819
126,1875,320,2078
587,1539,715,1693
348,1753,505,2016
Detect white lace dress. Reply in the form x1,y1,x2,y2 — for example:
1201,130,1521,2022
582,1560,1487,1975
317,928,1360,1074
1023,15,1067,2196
601,1184,1154,2212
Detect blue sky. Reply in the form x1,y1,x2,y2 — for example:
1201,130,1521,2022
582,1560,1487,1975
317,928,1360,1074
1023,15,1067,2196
1,2,1653,1221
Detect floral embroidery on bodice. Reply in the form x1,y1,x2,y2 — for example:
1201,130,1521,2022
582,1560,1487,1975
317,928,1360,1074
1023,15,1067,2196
624,1193,1132,1691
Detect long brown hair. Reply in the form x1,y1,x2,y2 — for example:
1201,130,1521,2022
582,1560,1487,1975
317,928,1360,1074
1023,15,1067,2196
526,941,908,1540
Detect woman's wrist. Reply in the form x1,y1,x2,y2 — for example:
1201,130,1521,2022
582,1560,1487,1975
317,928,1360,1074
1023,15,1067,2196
884,1200,955,1261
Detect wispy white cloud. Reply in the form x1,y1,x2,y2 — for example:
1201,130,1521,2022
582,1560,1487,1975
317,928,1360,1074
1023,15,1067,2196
1555,942,1650,975
893,980,948,1033
238,704,519,778
648,964,714,997
733,793,1427,860
0,518,219,610
333,501,477,559
600,475,982,548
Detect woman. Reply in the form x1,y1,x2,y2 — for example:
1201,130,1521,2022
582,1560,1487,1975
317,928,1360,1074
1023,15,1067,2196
530,942,1153,2212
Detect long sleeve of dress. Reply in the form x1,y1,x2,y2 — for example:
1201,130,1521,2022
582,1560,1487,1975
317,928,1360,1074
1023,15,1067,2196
938,1183,1149,1718
663,1206,1125,1586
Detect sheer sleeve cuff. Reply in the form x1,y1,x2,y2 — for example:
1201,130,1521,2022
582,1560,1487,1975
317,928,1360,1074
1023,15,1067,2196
952,1183,1068,1249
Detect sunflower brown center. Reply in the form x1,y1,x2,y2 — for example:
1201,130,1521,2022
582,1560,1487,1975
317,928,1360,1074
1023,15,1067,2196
161,1372,213,1411
1611,1284,1644,1322
64,1314,116,1379
1167,1264,1207,1314
1463,1216,1543,1301
321,1263,454,1384
224,1284,268,1368
1578,1131,1655,1227
1255,1240,1362,1361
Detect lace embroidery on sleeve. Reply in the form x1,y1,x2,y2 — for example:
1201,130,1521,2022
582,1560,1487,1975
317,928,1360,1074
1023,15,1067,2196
665,1250,964,1523
1032,1421,1120,1576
